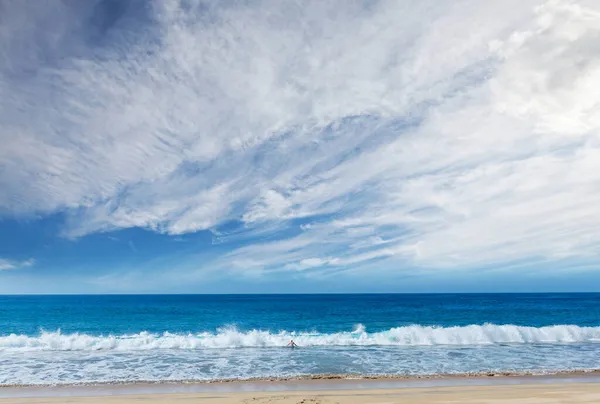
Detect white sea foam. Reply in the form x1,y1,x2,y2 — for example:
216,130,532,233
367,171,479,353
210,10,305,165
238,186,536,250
1,324,599,352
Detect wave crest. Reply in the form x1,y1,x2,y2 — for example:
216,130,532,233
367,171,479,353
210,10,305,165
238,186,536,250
1,324,599,352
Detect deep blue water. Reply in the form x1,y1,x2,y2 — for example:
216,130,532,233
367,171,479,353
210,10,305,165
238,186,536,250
1,293,599,386
3,293,600,335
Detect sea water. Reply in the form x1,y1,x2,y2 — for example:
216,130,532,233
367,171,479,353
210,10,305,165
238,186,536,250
0,293,599,386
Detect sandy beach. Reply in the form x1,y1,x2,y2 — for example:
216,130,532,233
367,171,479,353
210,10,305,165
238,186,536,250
2,381,600,404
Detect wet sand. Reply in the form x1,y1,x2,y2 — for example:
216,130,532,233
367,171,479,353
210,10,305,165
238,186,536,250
2,375,600,403
2,382,600,404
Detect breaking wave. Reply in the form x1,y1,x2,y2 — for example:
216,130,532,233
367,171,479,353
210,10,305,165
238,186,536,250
1,324,599,352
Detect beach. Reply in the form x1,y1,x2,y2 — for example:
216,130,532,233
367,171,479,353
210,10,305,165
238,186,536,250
2,380,600,404
3,0,600,398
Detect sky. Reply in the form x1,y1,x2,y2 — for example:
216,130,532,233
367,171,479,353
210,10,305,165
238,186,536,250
1,0,600,294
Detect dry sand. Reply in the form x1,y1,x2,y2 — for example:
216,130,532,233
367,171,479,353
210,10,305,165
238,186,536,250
2,382,600,404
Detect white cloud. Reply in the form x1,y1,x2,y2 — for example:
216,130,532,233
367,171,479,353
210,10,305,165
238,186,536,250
0,258,35,271
1,0,600,277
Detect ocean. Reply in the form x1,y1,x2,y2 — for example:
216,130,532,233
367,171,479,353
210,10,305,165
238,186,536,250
1,293,599,386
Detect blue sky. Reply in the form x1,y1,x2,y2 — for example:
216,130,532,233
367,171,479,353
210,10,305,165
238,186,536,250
1,0,600,293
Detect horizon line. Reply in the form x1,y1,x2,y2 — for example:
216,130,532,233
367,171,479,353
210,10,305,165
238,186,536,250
1,291,599,296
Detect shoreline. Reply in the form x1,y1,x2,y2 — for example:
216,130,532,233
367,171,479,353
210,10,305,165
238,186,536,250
2,370,600,399
2,368,600,388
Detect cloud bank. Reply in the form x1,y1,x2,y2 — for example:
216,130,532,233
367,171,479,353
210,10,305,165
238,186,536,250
1,0,600,276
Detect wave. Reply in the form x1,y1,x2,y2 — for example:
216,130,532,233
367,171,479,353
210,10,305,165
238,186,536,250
1,324,600,352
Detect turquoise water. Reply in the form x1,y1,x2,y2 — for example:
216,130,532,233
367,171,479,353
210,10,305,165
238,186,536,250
1,294,599,385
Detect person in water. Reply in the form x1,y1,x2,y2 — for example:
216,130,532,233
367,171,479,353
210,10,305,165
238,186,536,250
287,339,298,348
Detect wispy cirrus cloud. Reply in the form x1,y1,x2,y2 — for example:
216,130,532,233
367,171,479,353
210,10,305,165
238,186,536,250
1,0,600,282
0,258,35,271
